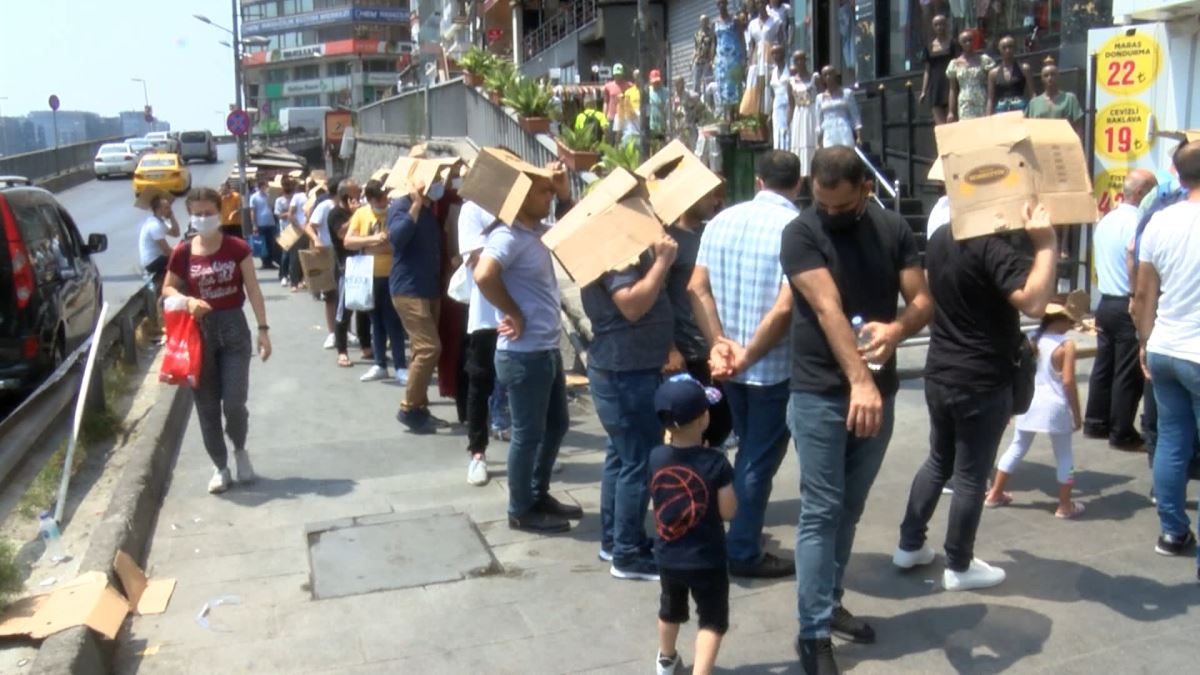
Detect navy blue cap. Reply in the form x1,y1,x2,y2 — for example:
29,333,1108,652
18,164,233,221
655,374,722,427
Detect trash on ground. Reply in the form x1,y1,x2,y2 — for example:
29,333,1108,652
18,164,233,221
195,595,241,632
0,572,128,640
113,550,176,615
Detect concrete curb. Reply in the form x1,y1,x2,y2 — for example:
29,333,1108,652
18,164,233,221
30,384,192,675
36,168,95,194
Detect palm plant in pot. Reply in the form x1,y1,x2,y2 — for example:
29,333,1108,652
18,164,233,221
554,123,602,172
458,46,494,87
484,60,516,105
503,77,553,135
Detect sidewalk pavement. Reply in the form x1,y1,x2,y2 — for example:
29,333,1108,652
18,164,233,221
115,271,1200,674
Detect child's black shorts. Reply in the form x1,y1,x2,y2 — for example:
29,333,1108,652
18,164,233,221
658,566,729,634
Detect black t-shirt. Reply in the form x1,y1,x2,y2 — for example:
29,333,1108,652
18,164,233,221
666,224,708,362
924,226,1031,391
779,203,922,397
650,444,733,570
328,205,352,265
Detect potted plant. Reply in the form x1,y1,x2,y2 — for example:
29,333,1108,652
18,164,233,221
503,77,553,135
555,124,602,172
732,115,766,143
484,60,516,105
458,46,494,87
592,139,643,176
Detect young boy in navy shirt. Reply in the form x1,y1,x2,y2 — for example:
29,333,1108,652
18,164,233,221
650,374,738,675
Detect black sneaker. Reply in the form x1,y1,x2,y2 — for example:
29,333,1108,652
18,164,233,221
508,510,571,534
427,413,452,429
1109,434,1146,452
830,606,875,644
729,551,795,578
396,409,437,435
611,554,660,581
1155,530,1197,556
796,637,839,675
534,494,583,520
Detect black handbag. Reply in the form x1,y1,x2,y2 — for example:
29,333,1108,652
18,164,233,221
1011,335,1036,415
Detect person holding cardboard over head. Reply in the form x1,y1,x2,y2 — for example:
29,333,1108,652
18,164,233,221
686,150,800,583
386,161,450,434
1132,139,1200,560
463,149,580,534
779,147,932,675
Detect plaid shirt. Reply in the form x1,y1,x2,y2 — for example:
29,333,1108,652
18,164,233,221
696,190,798,386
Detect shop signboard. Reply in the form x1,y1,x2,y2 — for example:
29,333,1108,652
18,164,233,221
281,75,353,97
244,6,410,36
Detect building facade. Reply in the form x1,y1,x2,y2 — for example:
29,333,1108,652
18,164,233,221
239,0,413,129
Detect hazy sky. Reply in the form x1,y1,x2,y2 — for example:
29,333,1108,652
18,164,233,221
1,0,241,133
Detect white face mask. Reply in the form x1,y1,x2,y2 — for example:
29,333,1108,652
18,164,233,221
191,214,221,235
425,180,446,202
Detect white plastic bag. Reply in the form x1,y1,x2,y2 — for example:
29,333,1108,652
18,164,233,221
344,255,375,311
447,262,471,304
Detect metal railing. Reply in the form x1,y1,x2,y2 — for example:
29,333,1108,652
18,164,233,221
854,145,901,213
523,0,599,60
0,135,125,184
0,286,158,519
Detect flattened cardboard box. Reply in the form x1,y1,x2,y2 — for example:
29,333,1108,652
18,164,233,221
635,139,724,226
0,552,175,641
542,168,662,287
935,112,1098,239
458,147,552,227
383,156,462,198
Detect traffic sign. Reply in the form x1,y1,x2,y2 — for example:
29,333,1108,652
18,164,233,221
144,105,154,123
226,109,251,137
48,95,60,111
261,100,272,115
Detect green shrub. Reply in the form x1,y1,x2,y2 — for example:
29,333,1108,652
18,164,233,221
502,77,553,118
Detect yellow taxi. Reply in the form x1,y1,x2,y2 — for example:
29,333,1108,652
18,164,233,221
132,153,192,197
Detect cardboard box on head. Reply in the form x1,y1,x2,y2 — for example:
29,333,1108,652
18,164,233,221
934,112,1098,239
383,155,462,200
635,139,724,226
457,147,553,227
370,167,390,185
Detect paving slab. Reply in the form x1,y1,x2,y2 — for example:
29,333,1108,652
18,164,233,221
115,273,1200,674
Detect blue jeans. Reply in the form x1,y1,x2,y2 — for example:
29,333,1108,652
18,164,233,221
369,276,407,370
789,390,895,639
497,350,569,517
1148,353,1200,548
490,379,511,432
258,224,280,267
724,381,792,563
591,366,661,561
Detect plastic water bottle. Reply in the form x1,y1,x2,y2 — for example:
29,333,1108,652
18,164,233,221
38,511,66,563
851,315,883,372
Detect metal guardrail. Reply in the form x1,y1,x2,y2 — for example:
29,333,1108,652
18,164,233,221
0,136,125,185
523,0,598,60
0,285,158,515
358,79,586,197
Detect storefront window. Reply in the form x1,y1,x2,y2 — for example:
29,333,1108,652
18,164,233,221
891,0,1062,77
294,64,320,79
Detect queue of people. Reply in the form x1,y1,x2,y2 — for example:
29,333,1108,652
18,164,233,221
141,129,1200,675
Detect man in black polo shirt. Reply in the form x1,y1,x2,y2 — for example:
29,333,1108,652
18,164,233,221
893,201,1058,593
780,146,932,675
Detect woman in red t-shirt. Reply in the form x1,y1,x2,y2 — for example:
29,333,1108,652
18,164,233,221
163,187,272,495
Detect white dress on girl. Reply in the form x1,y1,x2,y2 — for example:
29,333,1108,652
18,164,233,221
745,7,789,115
789,72,819,175
769,65,791,150
999,333,1075,484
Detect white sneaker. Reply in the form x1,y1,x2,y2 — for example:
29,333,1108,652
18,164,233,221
943,558,1006,591
322,333,336,350
395,368,409,385
360,365,389,382
234,450,256,484
207,468,232,494
656,651,681,675
892,545,936,569
280,277,289,287
348,333,361,347
467,457,489,486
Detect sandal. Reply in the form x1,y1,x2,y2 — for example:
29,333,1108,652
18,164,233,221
1055,502,1085,520
984,492,1013,508
337,354,353,368
361,349,374,361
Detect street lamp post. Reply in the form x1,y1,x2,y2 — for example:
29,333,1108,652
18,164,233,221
131,78,149,107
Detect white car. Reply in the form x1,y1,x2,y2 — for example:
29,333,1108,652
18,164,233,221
93,143,138,179
144,131,180,154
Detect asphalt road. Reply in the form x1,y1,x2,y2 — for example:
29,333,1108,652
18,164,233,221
56,143,239,313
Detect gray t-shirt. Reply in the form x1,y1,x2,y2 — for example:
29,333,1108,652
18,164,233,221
483,222,562,353
582,251,674,371
666,225,707,362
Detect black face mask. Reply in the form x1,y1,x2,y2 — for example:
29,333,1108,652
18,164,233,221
817,202,866,231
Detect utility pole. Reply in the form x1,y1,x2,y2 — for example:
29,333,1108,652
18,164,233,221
637,0,651,161
230,0,252,236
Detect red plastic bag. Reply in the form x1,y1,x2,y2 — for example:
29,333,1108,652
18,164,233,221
159,308,202,389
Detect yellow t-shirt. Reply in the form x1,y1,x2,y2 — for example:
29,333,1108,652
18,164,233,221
347,204,391,277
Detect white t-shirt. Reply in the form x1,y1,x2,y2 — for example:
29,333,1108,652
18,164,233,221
1139,200,1200,364
274,195,291,225
289,192,308,226
457,200,500,332
138,215,168,267
308,199,334,247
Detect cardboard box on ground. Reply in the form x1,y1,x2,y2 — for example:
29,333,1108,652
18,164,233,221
0,551,175,641
459,140,722,287
931,112,1099,240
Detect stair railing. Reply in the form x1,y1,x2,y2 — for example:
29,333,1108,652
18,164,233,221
854,145,902,213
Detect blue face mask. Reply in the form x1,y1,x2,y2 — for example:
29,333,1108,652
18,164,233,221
425,180,445,202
